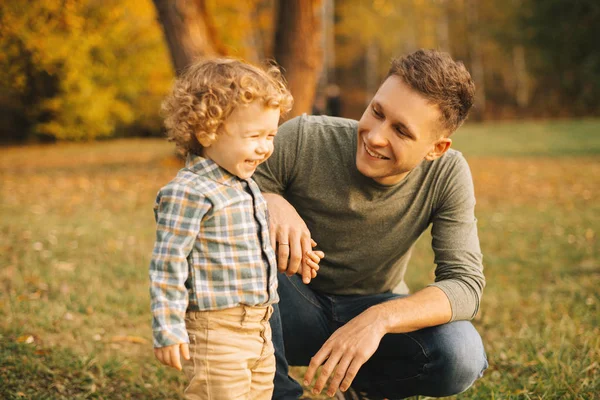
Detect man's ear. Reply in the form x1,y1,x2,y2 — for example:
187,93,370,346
425,137,452,161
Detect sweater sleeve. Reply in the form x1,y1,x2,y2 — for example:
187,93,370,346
428,153,485,321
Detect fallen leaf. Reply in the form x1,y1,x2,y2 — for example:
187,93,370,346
16,335,35,344
55,261,75,272
110,335,149,344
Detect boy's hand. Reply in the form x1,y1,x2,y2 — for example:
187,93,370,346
300,248,325,284
154,343,190,371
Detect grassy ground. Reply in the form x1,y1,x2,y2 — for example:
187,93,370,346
1,119,598,399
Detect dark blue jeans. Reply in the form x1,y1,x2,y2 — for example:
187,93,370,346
272,274,488,400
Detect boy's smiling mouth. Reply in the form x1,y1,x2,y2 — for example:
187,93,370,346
364,142,389,160
245,159,263,167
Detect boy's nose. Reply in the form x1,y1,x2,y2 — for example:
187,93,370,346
256,140,272,155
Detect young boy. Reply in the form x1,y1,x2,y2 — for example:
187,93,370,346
149,59,323,399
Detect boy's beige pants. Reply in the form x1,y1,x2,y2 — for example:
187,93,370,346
182,305,275,400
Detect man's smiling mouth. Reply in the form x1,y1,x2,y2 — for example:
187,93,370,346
364,142,389,160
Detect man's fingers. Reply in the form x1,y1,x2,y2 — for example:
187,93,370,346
286,230,303,276
277,244,290,273
181,343,190,361
312,352,341,395
339,359,362,392
310,238,318,247
276,229,291,273
313,250,325,259
303,347,330,387
326,355,353,397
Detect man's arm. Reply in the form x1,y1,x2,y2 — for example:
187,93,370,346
429,154,485,321
305,155,484,396
303,286,451,397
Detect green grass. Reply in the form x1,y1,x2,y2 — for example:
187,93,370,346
1,120,599,399
454,119,600,157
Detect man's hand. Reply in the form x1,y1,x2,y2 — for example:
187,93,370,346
303,308,387,397
264,193,324,284
154,343,190,371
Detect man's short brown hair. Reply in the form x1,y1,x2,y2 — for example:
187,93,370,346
387,49,475,135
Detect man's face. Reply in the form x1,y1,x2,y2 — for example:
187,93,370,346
356,76,451,185
201,101,280,180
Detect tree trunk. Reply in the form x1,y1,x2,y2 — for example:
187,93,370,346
513,45,530,108
319,0,335,88
436,0,451,52
466,0,486,118
152,0,226,75
365,41,379,106
274,0,323,118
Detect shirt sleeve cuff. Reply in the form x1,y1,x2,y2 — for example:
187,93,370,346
428,279,479,322
153,324,189,348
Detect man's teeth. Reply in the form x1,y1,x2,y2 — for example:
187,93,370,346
365,144,386,159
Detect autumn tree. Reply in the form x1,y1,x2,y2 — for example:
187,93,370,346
520,0,600,116
274,0,323,117
151,0,227,74
0,0,173,141
152,0,324,117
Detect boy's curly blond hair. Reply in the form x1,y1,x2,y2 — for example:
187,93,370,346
162,58,293,156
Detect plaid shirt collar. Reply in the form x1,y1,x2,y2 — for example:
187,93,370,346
185,153,243,187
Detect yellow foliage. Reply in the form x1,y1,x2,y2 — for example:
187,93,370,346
0,0,173,140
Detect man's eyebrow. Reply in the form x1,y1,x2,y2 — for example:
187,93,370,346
375,100,418,140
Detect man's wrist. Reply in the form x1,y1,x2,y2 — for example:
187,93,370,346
366,303,393,336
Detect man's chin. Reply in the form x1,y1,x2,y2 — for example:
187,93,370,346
356,160,379,179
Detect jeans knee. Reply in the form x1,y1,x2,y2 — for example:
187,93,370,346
424,322,487,396
437,349,486,395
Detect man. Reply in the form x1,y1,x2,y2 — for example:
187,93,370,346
254,49,487,399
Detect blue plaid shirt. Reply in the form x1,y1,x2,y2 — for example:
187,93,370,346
149,154,278,348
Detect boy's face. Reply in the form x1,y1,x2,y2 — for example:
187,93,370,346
200,101,280,180
356,75,452,186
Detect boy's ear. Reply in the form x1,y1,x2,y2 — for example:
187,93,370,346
196,134,214,148
424,137,452,161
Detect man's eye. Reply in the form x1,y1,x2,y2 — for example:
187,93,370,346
372,106,383,118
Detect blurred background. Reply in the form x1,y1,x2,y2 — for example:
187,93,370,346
1,0,599,143
0,1,598,399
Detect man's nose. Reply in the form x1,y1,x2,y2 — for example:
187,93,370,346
366,123,388,147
